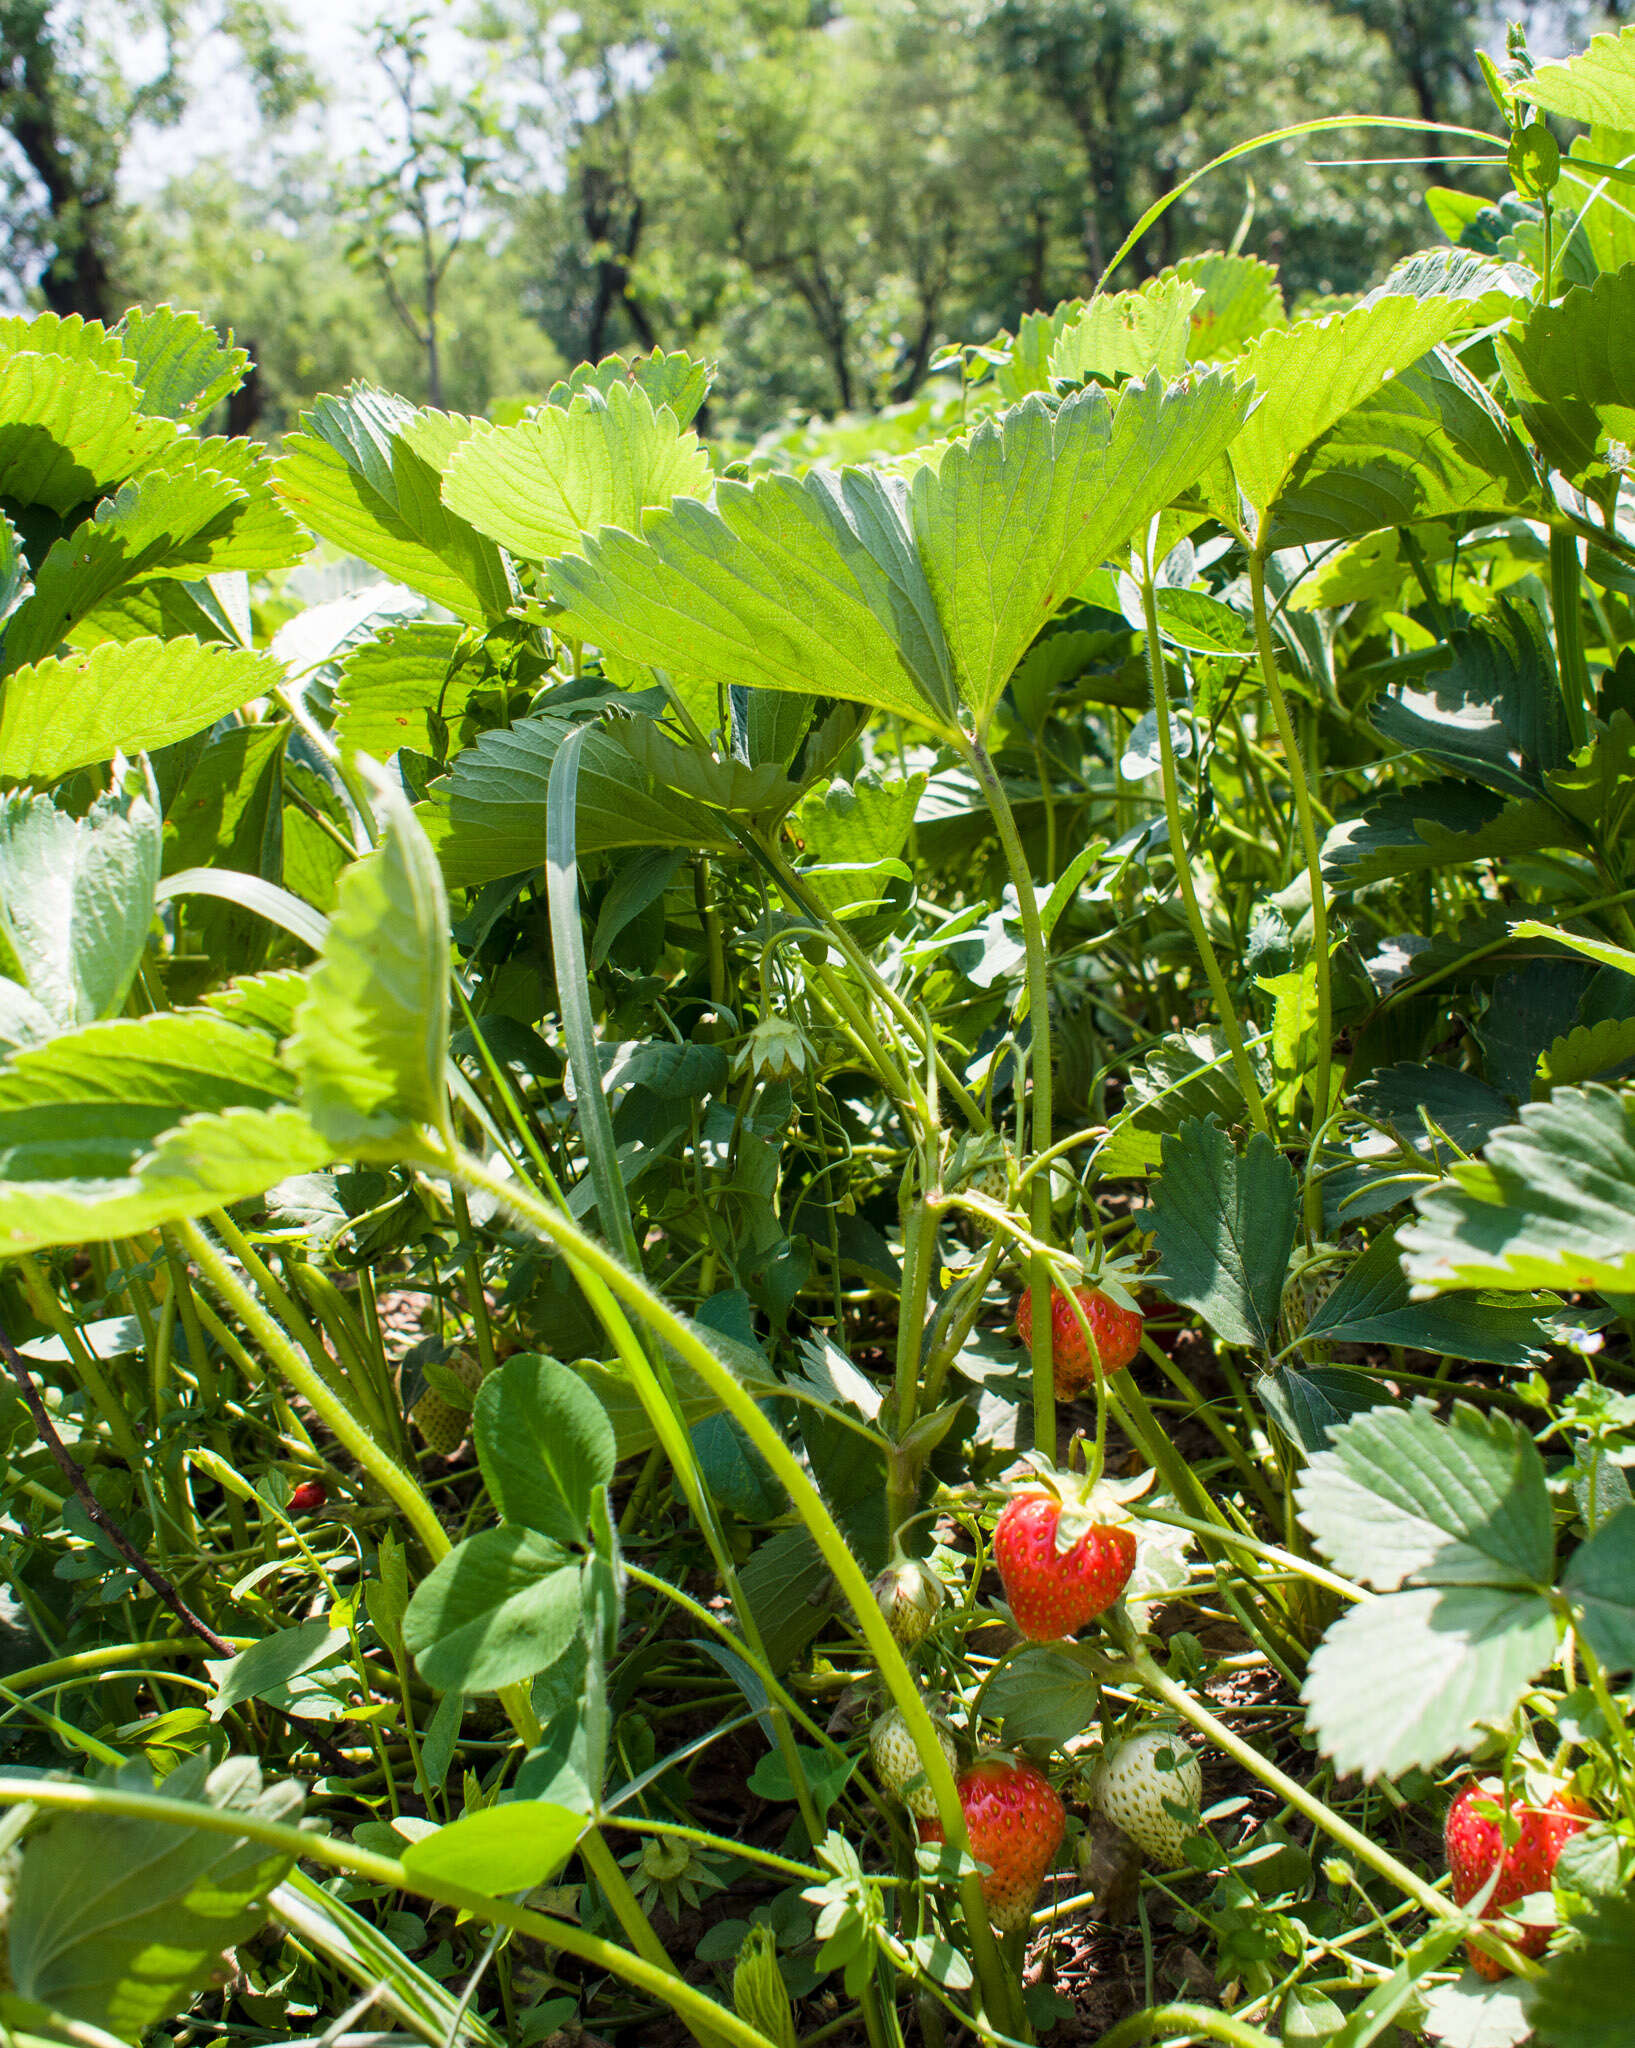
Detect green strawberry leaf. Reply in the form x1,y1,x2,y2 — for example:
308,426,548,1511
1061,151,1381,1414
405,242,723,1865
1401,1083,1635,1295
1528,1890,1635,2048
5,1753,302,2036
1300,1583,1557,1779
1149,1115,1298,1352
403,1527,583,1695
1295,1399,1554,1592
288,770,451,1156
1561,1504,1635,1674
1299,1229,1556,1368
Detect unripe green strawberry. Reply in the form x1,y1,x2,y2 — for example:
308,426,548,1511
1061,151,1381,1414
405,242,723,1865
1445,1778,1593,1979
993,1490,1136,1640
1017,1283,1144,1397
1092,1729,1202,1866
732,1923,796,2048
952,1755,1065,1931
870,1706,956,1819
411,1351,484,1455
872,1555,944,1648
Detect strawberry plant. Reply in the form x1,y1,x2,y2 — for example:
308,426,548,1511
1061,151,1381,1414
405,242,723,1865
3,20,1635,2048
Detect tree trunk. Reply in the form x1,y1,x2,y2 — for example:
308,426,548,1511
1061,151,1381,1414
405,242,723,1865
3,0,114,323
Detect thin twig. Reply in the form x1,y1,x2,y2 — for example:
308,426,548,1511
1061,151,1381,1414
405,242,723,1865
0,1314,234,1655
0,1314,366,1780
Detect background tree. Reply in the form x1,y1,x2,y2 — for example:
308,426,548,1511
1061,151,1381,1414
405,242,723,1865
341,5,505,407
0,0,313,320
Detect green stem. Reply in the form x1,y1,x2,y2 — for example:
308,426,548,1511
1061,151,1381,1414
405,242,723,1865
1140,570,1271,1138
963,735,1056,1461
444,1145,1024,2040
174,1219,447,1567
1551,526,1592,749
0,1775,780,2048
450,1183,500,1380
1089,2004,1280,2048
1249,546,1332,1221
1110,1619,1530,1966
580,1825,704,2038
16,1257,146,1470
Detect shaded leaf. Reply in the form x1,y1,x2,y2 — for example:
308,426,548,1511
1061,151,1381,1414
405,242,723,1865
1401,1083,1635,1294
1296,1398,1553,1591
288,773,451,1153
403,1527,582,1695
1561,1504,1635,1673
1150,1116,1298,1351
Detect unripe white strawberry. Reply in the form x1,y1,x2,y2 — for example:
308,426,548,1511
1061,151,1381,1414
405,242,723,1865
870,1706,957,1818
871,1555,945,1648
1091,1729,1202,1866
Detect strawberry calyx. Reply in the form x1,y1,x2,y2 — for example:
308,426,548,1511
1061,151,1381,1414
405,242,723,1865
1003,1459,1155,1557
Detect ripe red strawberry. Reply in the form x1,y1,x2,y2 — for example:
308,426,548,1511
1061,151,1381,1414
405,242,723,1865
949,1756,1065,1931
288,1479,328,1515
1017,1284,1143,1397
994,1491,1137,1640
1445,1779,1592,1979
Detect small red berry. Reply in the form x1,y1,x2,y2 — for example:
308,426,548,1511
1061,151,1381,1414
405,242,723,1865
993,1491,1136,1640
1445,1779,1592,1979
1016,1285,1143,1397
288,1480,328,1515
956,1756,1065,1931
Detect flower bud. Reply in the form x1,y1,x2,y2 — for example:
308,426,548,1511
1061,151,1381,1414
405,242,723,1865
733,1923,795,2048
871,1555,944,1648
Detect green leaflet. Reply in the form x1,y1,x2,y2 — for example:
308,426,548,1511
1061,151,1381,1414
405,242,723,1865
334,621,471,761
287,771,452,1154
912,371,1252,726
0,636,279,782
114,305,251,421
1526,23,1635,126
1269,348,1542,545
1047,277,1202,385
544,345,711,427
434,711,736,887
0,787,161,1039
0,350,179,513
1297,1402,1558,1777
0,1001,322,1252
441,379,712,562
273,387,513,623
552,370,1252,739
1498,263,1635,491
1226,292,1470,519
1171,250,1286,359
6,1754,302,2037
552,465,953,729
403,1526,583,1695
1149,1114,1298,1352
1401,1082,1635,1294
0,468,249,673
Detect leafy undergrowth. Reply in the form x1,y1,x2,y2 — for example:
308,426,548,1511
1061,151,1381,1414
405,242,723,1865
5,20,1635,2048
